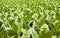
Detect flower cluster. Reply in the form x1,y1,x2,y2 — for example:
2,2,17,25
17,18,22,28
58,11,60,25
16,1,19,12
40,24,49,33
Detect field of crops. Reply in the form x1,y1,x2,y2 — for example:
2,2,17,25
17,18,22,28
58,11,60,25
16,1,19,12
0,0,60,38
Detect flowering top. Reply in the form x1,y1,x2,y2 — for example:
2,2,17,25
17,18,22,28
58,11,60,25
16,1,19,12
40,24,49,33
